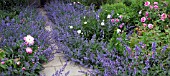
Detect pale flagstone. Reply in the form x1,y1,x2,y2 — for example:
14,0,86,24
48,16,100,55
54,53,64,57
59,57,91,76
79,67,93,75
40,67,56,76
59,56,68,65
54,61,86,76
50,44,58,54
45,25,52,31
43,56,62,67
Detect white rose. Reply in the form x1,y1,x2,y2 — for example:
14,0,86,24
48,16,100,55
77,30,81,34
83,16,86,19
139,10,142,15
117,29,121,34
69,26,73,29
101,22,105,26
107,14,111,18
23,35,34,45
84,22,87,24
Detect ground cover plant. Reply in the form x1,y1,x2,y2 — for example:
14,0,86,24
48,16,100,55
1,0,170,75
0,7,54,75
45,0,170,75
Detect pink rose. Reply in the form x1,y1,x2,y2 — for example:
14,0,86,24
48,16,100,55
148,18,151,21
1,61,5,65
16,61,21,65
119,23,124,29
148,24,153,29
154,5,158,9
144,1,150,6
161,17,165,21
22,67,26,70
168,14,170,19
161,13,167,19
141,17,146,22
161,13,167,21
154,2,158,5
141,44,146,48
150,5,153,9
115,18,119,22
24,35,34,45
26,47,33,54
145,12,149,17
119,15,123,19
111,19,115,23
143,23,147,27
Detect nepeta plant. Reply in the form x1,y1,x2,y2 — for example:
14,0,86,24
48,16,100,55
0,7,54,75
45,0,170,75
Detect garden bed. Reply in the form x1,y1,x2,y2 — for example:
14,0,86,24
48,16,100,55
45,0,170,75
0,7,55,75
0,0,170,76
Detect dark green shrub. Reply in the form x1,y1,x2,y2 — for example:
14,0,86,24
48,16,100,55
0,0,29,10
106,0,124,4
70,0,107,9
0,7,22,19
100,2,136,24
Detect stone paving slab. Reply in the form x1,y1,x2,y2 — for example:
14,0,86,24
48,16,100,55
54,53,64,57
40,67,56,76
41,55,88,76
54,62,85,76
43,55,62,67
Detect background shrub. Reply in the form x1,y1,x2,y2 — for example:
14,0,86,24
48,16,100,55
0,7,22,19
0,0,29,10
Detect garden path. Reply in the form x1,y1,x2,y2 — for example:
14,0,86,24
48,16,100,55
38,8,90,76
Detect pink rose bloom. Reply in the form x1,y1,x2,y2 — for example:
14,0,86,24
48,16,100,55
160,17,165,21
161,13,167,19
111,19,115,23
150,5,153,9
115,18,119,22
24,35,34,45
1,61,5,65
145,12,149,17
119,23,124,28
26,47,33,54
154,5,158,9
141,44,146,48
148,24,153,29
161,13,167,21
22,67,26,70
141,17,146,22
119,15,123,19
148,18,151,21
16,61,21,65
154,2,158,5
168,14,170,19
144,1,150,6
143,23,147,27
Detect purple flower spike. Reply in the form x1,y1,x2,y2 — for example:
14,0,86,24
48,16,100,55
152,42,156,52
161,45,168,53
